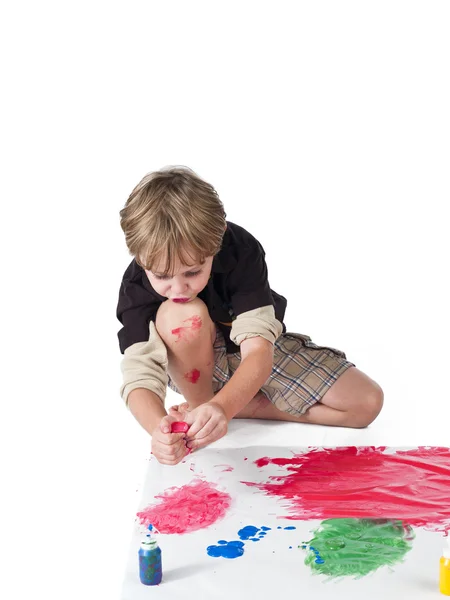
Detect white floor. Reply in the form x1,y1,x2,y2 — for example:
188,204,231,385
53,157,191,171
2,3,449,599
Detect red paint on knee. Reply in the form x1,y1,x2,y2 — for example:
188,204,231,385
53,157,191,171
184,368,201,384
190,315,202,330
171,315,203,342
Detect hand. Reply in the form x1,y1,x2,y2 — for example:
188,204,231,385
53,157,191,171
182,401,229,452
150,414,189,466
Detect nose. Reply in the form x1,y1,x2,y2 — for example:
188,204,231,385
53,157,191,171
171,277,188,295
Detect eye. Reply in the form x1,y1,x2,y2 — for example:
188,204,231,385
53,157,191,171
154,274,171,281
185,270,201,278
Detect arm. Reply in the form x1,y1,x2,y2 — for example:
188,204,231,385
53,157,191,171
181,336,274,451
128,387,189,464
211,336,273,420
127,388,168,436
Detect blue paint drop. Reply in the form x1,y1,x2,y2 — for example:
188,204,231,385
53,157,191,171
261,526,271,531
289,546,292,549
228,541,245,548
315,559,325,564
207,540,245,559
238,526,260,540
284,526,296,530
218,540,227,545
250,538,260,541
277,526,282,529
258,532,267,536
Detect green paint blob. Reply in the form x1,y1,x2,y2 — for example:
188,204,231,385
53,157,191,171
303,519,415,580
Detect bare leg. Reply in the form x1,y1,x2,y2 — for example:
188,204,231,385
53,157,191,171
155,298,216,409
235,367,384,428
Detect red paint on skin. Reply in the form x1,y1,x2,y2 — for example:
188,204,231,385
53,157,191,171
243,446,450,533
137,479,231,534
184,368,200,384
171,315,203,342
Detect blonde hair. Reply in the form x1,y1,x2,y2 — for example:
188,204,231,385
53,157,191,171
120,166,227,275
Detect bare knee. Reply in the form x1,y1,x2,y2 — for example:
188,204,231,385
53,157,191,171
349,382,384,428
155,298,215,347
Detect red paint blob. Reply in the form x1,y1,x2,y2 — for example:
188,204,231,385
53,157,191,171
184,368,200,384
171,315,203,342
243,446,450,533
137,479,231,534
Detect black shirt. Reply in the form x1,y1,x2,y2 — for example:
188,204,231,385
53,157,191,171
117,221,287,354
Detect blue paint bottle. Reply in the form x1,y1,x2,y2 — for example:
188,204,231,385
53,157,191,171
138,526,162,586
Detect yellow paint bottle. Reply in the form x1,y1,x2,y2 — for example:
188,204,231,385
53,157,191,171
440,537,450,596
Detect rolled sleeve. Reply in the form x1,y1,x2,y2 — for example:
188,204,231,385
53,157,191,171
120,321,168,406
230,305,283,346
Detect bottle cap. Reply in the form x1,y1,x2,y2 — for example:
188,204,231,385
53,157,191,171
140,538,158,551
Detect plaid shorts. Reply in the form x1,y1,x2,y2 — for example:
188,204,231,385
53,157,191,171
168,328,355,416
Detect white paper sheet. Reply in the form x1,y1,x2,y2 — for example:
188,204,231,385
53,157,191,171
121,421,448,599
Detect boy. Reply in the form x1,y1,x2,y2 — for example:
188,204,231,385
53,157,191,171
117,166,383,465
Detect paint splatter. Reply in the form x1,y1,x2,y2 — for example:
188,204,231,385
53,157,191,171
207,525,275,559
183,368,200,383
238,526,260,540
302,518,415,580
171,315,202,342
215,464,234,472
137,479,231,534
243,446,450,533
207,541,244,558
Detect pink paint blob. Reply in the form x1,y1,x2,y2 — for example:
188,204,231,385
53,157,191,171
215,464,234,472
137,478,232,534
171,315,203,342
184,368,200,384
243,446,450,533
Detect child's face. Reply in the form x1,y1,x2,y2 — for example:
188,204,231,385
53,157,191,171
144,255,214,303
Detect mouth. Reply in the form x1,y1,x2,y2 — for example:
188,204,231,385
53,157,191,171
172,298,190,303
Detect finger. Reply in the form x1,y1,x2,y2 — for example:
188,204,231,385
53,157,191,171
169,402,190,413
186,425,227,451
160,414,177,434
153,429,187,446
152,441,189,461
160,432,187,446
155,451,188,466
168,407,184,421
183,413,211,439
186,418,217,443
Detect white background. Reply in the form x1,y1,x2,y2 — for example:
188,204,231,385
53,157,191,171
1,2,448,599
